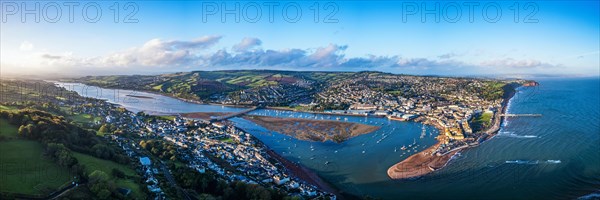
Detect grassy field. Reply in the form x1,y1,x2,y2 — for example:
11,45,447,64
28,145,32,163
0,119,18,139
0,140,72,196
478,111,493,125
470,111,493,132
218,137,234,143
72,152,145,199
0,105,18,111
69,113,101,124
156,115,176,121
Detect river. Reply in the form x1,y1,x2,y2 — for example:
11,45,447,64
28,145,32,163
56,78,600,199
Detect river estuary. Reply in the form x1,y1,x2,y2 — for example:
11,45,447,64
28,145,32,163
57,78,600,199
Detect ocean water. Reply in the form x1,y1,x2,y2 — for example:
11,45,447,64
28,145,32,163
58,78,600,199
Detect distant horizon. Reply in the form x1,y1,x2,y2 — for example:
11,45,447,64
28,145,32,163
3,68,599,81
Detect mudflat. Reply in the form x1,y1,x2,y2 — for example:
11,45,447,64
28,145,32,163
243,115,380,143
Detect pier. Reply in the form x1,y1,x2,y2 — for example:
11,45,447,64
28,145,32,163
500,114,542,117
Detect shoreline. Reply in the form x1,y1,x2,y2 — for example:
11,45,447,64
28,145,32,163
264,148,342,197
244,131,342,197
55,81,254,109
266,106,388,118
387,83,521,180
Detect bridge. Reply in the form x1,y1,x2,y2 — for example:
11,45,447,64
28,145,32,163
211,106,258,122
500,114,542,117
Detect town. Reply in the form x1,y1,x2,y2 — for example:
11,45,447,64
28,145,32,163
0,80,336,199
76,97,336,199
74,71,531,173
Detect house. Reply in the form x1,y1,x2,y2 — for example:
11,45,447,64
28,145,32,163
140,157,151,166
273,175,290,185
373,110,389,116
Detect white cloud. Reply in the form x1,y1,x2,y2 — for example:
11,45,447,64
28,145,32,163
12,36,559,76
38,36,222,68
233,37,262,52
19,41,34,51
480,58,552,68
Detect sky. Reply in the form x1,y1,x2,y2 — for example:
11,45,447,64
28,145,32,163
1,0,599,77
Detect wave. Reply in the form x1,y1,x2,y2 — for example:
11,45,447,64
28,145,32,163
504,160,561,165
579,190,600,200
497,131,538,138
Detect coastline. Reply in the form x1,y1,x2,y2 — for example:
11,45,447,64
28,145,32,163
62,80,526,190
244,131,342,197
264,148,342,197
387,83,521,180
55,81,254,109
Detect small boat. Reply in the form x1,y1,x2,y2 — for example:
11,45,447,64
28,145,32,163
401,145,407,150
325,161,330,165
394,147,397,152
362,150,366,154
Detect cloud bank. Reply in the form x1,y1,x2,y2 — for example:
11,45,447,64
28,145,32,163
6,35,560,76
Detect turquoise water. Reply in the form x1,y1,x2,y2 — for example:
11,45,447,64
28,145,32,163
58,78,600,199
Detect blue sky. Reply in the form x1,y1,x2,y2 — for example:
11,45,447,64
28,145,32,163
1,1,598,77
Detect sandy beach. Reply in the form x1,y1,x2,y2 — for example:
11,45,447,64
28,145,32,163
387,142,458,179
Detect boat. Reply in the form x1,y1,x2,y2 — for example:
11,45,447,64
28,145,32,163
401,145,407,150
394,147,397,152
325,161,330,165
387,115,406,121
362,150,366,154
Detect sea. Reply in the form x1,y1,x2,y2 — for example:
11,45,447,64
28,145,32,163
56,77,600,199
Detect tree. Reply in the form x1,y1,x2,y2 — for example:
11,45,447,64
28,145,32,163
89,170,115,199
17,124,33,138
97,189,112,199
98,124,109,133
112,168,125,179
18,125,26,136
